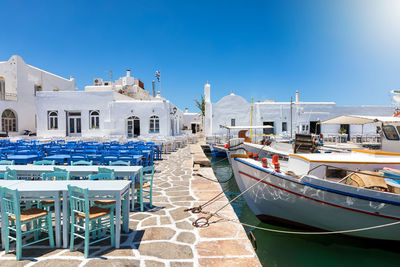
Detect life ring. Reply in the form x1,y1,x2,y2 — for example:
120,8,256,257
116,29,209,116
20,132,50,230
394,111,400,117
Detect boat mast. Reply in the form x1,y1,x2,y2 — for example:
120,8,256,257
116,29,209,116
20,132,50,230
250,96,253,142
290,96,293,139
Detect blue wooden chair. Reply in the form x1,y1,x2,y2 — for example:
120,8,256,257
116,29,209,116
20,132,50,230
53,167,67,172
42,171,70,181
0,160,14,165
39,171,70,210
134,165,155,211
98,167,114,174
34,160,55,165
0,187,54,260
4,167,18,180
71,160,93,166
109,160,130,166
68,185,114,258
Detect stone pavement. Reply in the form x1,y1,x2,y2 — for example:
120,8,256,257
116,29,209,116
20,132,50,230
0,145,261,266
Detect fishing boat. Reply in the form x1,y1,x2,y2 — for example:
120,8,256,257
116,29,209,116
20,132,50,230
228,115,400,240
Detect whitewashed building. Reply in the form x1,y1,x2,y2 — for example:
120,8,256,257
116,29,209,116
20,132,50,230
182,108,202,133
36,70,185,138
0,55,76,135
204,83,394,138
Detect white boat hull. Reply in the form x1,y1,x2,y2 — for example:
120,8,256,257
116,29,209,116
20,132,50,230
230,157,400,241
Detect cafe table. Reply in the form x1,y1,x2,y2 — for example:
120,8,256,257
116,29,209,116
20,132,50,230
44,154,71,165
0,165,142,210
0,180,131,249
6,154,39,164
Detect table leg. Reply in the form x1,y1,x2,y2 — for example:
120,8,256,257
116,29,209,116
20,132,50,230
123,191,129,233
116,195,121,248
130,179,135,212
54,193,61,247
62,191,68,248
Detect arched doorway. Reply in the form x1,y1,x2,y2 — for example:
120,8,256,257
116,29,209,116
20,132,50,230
127,116,140,137
2,109,17,132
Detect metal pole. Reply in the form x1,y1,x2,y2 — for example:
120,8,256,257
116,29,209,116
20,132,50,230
290,96,293,139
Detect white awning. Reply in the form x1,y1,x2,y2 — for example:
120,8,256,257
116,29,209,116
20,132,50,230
222,125,274,130
320,115,400,125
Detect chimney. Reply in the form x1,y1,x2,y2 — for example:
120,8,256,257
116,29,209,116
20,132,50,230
152,80,156,97
126,69,131,77
185,108,188,113
296,90,299,103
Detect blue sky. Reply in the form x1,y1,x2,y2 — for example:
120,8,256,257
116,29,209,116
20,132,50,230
1,0,400,112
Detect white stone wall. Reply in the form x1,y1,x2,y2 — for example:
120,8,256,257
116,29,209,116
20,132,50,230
183,112,202,131
0,55,75,135
206,85,394,138
36,90,184,138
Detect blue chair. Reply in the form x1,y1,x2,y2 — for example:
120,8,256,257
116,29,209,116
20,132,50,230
71,160,93,166
0,187,54,260
42,171,70,181
98,167,114,174
0,160,14,165
68,185,114,258
4,167,18,180
109,160,130,166
134,166,155,211
34,160,55,165
39,171,70,210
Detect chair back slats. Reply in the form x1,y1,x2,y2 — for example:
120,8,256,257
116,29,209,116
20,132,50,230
0,160,14,165
109,160,130,166
71,160,93,166
88,172,114,180
34,160,55,165
98,167,114,174
42,171,70,181
0,187,20,219
68,185,89,217
5,167,18,180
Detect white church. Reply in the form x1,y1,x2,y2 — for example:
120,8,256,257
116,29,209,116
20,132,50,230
203,83,394,139
0,55,187,138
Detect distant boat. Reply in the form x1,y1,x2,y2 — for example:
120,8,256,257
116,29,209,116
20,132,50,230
209,144,227,158
228,116,400,241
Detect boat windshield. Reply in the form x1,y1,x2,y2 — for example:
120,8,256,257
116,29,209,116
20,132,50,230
382,125,400,140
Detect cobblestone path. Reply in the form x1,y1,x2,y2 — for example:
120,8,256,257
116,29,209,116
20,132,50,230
0,145,260,267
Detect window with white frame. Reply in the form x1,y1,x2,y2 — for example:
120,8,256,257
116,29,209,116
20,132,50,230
1,109,17,132
231,118,235,126
149,115,160,133
48,111,58,130
89,110,100,129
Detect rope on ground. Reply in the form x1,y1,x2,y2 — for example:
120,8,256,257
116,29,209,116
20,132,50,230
184,182,236,216
189,171,274,227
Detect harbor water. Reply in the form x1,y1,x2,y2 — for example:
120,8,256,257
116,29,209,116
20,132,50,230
208,155,400,267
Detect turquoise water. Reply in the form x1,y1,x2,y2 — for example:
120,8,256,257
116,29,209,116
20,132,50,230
208,156,400,267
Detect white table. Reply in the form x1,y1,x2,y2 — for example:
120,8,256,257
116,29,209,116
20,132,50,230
0,165,141,178
0,180,131,249
0,165,142,210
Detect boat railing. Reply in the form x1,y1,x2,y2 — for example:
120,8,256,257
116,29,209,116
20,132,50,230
306,164,400,181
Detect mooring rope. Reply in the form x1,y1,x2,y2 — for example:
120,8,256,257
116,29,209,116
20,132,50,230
201,210,400,235
190,172,274,227
188,170,400,234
